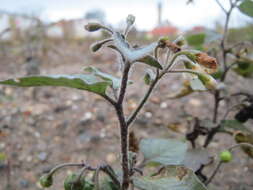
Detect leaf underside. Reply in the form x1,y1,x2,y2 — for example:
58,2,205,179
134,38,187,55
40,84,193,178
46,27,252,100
140,138,188,166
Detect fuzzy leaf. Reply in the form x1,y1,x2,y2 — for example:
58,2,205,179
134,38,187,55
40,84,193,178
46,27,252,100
183,149,212,171
138,55,162,69
220,120,251,134
189,78,207,91
84,66,127,90
0,74,111,95
140,138,187,166
113,32,158,65
133,166,207,190
238,0,253,18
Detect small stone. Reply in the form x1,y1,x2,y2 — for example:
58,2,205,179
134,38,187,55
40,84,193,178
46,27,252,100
100,128,106,138
144,112,152,118
34,132,40,138
26,156,33,162
106,153,117,163
19,179,29,188
150,97,160,104
37,152,48,162
160,102,168,109
83,112,93,120
135,117,148,126
78,133,91,142
189,98,202,107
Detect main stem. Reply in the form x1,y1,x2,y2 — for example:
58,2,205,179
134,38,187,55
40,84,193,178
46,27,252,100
115,63,131,190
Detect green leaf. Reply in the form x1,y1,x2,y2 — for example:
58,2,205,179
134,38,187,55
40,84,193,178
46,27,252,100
133,166,207,190
238,0,253,18
186,33,206,49
139,138,187,166
220,119,251,134
138,56,163,69
0,74,111,96
189,78,207,91
211,69,223,79
183,149,212,171
84,66,126,90
233,57,253,78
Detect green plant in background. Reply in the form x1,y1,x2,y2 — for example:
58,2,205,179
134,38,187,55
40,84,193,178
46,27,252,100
175,0,253,184
1,0,253,189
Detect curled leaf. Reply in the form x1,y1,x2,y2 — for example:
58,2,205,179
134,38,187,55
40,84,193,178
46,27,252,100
234,131,253,158
144,69,156,85
167,81,194,99
138,56,163,70
195,52,218,71
90,39,112,52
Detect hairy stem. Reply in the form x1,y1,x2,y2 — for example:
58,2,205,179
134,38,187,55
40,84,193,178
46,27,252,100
115,104,130,190
115,62,131,190
118,63,131,104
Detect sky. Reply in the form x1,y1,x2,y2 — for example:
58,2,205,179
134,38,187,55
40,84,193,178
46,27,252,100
0,0,252,30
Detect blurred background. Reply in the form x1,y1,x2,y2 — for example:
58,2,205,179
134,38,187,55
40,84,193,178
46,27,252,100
0,0,253,190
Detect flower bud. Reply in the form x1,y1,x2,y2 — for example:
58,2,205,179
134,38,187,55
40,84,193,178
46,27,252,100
174,35,186,47
144,69,156,85
84,23,102,32
39,174,53,188
126,14,135,25
219,150,233,163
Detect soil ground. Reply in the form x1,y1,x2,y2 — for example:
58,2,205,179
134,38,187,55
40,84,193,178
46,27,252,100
0,39,253,190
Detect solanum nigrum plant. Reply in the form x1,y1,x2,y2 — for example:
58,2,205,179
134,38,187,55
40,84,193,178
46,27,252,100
1,9,253,190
